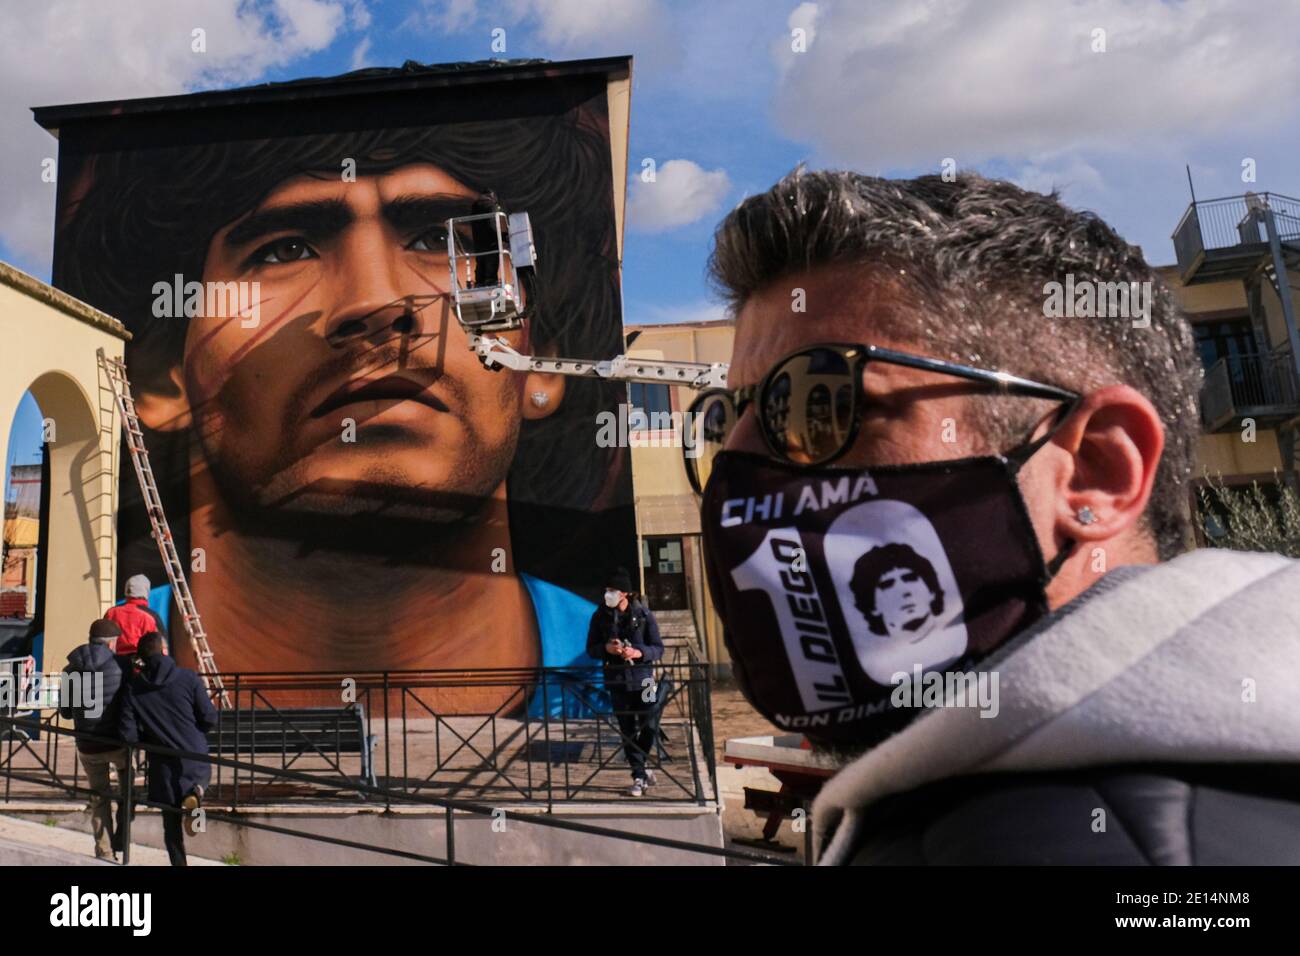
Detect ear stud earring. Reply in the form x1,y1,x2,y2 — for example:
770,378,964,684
531,391,550,409
1076,506,1097,525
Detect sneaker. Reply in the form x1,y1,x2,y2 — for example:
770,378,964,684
629,779,645,797
643,769,657,788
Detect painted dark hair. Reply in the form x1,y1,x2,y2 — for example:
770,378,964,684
849,543,944,636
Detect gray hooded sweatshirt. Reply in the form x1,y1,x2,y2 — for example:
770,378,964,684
813,547,1300,865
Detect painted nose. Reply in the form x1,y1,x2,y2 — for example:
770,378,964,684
326,299,417,346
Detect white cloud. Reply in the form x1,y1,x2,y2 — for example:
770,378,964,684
409,0,680,69
770,0,1300,170
522,0,661,50
628,159,731,232
778,2,818,63
407,0,480,34
350,35,373,70
0,0,349,274
1011,156,1105,197
343,0,373,30
635,299,729,325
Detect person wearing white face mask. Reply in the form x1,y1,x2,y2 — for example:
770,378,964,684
585,567,665,796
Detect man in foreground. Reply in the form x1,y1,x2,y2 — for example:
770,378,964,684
120,632,217,866
693,168,1300,864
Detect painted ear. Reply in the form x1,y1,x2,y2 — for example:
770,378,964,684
133,364,192,432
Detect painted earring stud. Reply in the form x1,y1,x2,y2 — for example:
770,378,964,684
531,391,550,409
1076,506,1097,525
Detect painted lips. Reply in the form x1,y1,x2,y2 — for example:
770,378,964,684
311,374,450,418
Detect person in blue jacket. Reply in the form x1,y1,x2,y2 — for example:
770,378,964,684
585,568,664,796
120,632,216,866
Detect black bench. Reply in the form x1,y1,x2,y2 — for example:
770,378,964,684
207,706,377,790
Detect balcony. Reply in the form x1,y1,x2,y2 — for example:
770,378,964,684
1201,352,1300,432
1172,192,1300,284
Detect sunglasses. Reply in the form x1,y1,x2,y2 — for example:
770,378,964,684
682,342,1081,494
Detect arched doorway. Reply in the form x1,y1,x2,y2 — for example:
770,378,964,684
0,262,127,671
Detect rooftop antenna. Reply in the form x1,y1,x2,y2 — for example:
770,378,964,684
1185,164,1197,205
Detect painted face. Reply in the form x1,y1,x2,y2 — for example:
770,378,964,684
873,566,937,640
187,163,529,520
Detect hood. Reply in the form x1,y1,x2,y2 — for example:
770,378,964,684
137,653,177,687
813,547,1300,864
67,642,114,670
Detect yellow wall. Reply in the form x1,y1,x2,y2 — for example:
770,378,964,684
1158,267,1291,481
1196,431,1284,477
626,321,736,670
627,321,736,509
1159,267,1248,315
1262,279,1284,349
0,262,128,671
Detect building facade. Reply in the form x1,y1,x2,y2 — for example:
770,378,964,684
1,463,40,619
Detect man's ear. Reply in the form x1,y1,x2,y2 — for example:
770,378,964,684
519,342,566,421
133,364,193,432
1049,384,1164,547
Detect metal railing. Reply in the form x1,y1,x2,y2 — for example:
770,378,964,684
2,658,717,809
1173,192,1300,277
0,716,795,866
1201,351,1300,430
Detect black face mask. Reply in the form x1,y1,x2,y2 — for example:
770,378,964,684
700,439,1072,746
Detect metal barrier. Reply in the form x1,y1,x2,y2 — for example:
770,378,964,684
0,714,795,867
2,660,717,806
196,660,716,808
0,655,60,743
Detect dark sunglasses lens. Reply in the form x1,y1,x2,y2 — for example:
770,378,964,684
686,392,735,491
764,348,856,464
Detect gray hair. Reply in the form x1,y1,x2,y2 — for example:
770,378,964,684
708,167,1201,560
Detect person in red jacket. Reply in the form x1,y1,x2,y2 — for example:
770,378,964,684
104,574,168,662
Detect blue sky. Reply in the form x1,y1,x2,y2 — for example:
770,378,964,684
5,0,1300,468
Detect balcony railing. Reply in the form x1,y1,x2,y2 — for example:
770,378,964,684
1201,352,1300,431
1172,192,1300,281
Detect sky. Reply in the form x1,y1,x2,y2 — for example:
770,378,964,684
5,0,1300,467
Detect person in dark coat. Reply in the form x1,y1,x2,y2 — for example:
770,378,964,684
59,618,131,860
585,567,665,796
119,631,216,866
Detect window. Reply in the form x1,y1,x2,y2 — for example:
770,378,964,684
1194,319,1256,372
628,382,673,432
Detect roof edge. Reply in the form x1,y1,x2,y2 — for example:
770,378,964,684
33,55,634,132
0,261,132,341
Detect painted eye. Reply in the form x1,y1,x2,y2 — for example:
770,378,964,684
254,238,315,263
407,225,451,252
